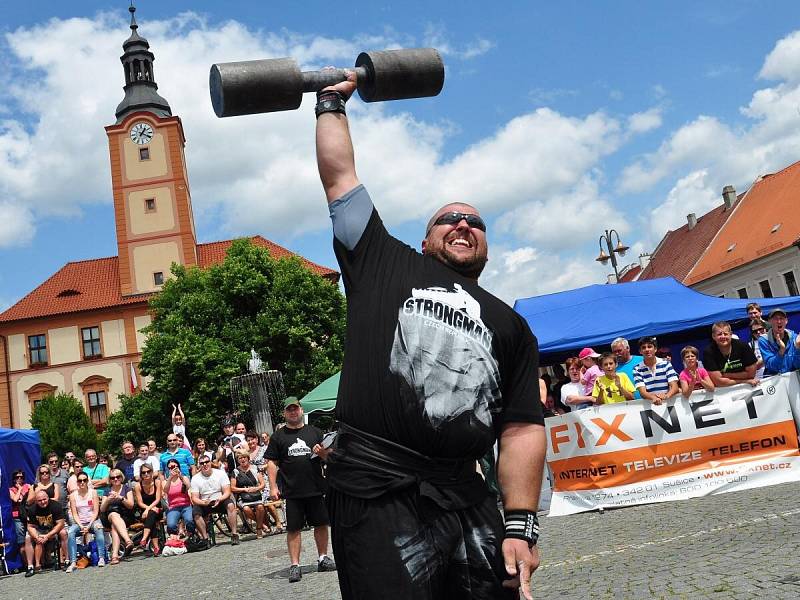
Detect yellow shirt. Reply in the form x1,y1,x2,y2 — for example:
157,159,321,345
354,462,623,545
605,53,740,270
592,373,635,404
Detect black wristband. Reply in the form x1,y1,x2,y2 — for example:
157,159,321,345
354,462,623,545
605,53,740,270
504,510,539,547
315,90,347,119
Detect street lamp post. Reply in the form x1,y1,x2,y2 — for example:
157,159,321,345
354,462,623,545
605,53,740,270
595,229,630,283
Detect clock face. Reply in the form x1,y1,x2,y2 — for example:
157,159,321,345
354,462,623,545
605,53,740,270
130,122,154,145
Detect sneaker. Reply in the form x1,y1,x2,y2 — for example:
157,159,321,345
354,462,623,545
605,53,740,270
317,555,337,572
25,566,35,578
97,557,106,567
288,564,302,583
230,534,240,546
64,562,76,574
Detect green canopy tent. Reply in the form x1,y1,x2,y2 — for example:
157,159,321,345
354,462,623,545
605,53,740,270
300,371,340,416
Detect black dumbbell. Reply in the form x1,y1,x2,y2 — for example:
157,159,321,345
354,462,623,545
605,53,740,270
210,48,444,117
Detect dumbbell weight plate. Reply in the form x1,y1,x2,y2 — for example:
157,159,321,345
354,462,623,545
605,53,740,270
210,57,303,117
356,48,444,103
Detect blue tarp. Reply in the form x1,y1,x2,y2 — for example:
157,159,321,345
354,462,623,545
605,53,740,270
0,428,41,573
514,277,800,360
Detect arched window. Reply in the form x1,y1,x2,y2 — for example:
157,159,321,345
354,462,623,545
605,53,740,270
25,382,58,412
79,375,112,432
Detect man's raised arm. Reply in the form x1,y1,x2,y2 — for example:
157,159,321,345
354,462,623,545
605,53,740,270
316,74,360,203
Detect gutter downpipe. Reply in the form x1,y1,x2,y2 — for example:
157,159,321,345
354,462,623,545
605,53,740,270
0,335,13,428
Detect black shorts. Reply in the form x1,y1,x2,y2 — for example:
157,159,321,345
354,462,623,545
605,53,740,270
327,488,516,600
285,496,329,531
196,497,235,519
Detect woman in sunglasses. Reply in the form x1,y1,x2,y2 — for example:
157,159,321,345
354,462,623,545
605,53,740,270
134,464,162,556
100,468,134,564
26,464,60,506
9,469,31,564
163,459,194,538
66,457,92,497
66,473,106,572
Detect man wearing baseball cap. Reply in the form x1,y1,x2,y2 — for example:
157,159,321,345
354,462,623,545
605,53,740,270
758,308,800,375
266,397,335,583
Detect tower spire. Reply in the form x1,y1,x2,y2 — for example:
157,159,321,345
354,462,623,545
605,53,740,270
114,4,172,123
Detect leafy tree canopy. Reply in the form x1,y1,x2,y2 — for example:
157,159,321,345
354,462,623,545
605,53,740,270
30,392,98,460
136,239,345,443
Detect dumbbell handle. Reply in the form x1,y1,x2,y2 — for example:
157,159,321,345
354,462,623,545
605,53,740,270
301,66,369,93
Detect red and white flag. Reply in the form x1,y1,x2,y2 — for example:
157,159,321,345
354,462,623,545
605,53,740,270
130,362,138,393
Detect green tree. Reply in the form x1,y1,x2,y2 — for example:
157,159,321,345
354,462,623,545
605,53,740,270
29,392,98,460
102,390,169,452
138,239,345,442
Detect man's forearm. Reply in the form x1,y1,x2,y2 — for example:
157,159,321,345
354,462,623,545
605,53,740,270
497,423,546,510
316,112,359,202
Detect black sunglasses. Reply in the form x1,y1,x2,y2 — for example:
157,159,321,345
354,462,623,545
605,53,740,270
39,470,49,475
110,475,122,480
77,478,89,483
14,474,24,479
141,469,152,475
199,460,211,465
428,212,486,234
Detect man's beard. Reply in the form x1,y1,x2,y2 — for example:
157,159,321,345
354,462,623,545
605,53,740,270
425,246,488,280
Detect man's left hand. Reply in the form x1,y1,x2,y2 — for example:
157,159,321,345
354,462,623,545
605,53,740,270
501,538,540,600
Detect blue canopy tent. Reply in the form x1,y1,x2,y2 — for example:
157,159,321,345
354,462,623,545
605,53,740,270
514,277,800,364
0,428,41,573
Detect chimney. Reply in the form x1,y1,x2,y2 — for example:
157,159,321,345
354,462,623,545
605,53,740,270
639,253,651,269
722,185,736,209
607,274,616,284
687,213,697,229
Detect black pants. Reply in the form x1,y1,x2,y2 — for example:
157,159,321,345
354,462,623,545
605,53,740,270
328,488,516,600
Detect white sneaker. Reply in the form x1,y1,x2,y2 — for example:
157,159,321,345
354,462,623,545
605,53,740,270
97,557,106,567
65,562,76,573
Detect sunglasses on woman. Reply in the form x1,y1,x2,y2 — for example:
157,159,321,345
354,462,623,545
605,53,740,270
39,470,49,476
110,475,122,480
168,464,180,470
141,469,152,475
77,478,88,483
14,474,24,479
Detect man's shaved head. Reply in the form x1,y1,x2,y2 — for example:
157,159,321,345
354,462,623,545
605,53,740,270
422,202,488,280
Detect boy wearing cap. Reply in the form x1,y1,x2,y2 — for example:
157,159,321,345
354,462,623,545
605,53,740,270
758,308,800,376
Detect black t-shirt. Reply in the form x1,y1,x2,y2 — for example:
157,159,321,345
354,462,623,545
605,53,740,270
703,338,758,373
333,204,543,461
115,457,136,483
265,425,325,499
26,500,64,531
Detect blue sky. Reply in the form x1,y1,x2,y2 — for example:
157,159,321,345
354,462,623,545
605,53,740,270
1,1,800,309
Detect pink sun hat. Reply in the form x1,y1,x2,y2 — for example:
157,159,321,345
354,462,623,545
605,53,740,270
578,347,601,359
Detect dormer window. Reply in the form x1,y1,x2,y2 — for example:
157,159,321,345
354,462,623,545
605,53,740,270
771,223,782,233
726,243,736,253
144,198,156,213
57,289,81,298
153,271,164,286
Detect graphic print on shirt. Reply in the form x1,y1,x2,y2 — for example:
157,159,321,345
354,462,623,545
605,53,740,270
390,283,500,430
288,438,312,457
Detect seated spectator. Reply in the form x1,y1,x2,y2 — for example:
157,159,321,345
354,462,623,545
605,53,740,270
231,451,269,537
244,431,283,531
703,321,759,387
749,319,767,378
27,464,60,506
260,432,271,447
162,459,195,540
67,457,92,497
160,433,195,477
592,352,635,404
633,337,679,405
47,453,69,512
578,348,603,395
758,308,799,376
679,346,715,398
66,472,106,572
24,490,67,577
133,443,161,481
84,449,110,498
134,464,162,556
114,441,137,483
560,357,595,410
100,469,134,564
9,469,31,565
611,337,644,399
191,456,239,546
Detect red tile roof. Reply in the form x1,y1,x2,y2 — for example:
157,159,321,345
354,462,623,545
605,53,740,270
617,264,641,283
0,237,338,324
638,202,736,283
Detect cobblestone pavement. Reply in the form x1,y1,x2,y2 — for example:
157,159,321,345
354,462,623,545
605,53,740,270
4,481,800,599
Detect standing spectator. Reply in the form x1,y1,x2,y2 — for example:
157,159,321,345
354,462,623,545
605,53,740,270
147,439,161,465
24,490,67,577
190,456,240,545
64,451,76,467
633,337,679,405
592,352,635,404
578,348,603,395
114,441,137,483
65,472,106,572
133,443,161,481
260,432,271,447
758,308,800,376
216,419,237,473
160,433,195,477
655,347,673,363
171,403,191,449
100,469,135,564
47,453,68,511
749,319,767,378
678,346,715,398
611,337,644,399
746,302,769,331
134,464,162,556
550,364,571,413
9,469,31,566
192,437,215,465
84,449,110,497
703,321,759,387
163,459,195,540
560,357,595,410
98,454,111,466
60,458,71,473
266,397,335,583
27,464,60,505
231,451,268,537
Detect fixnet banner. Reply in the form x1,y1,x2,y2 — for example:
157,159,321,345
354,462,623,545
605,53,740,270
546,372,800,516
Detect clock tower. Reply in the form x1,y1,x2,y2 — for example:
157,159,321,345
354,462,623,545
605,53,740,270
105,5,198,297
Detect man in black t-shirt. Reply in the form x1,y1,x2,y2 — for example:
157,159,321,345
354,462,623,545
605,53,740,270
314,74,545,600
24,490,67,577
266,397,335,583
703,321,759,387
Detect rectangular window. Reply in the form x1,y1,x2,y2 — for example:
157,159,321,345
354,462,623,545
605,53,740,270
759,280,773,298
87,391,108,430
139,147,150,160
144,198,156,212
81,326,102,358
28,334,47,365
153,271,164,286
784,271,799,296
737,288,748,299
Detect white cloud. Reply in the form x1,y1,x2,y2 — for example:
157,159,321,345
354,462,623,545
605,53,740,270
627,107,663,134
759,30,800,83
421,23,494,59
644,169,719,241
0,201,35,247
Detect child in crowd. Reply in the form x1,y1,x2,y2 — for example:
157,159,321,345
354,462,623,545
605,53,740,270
679,346,715,398
578,347,603,396
592,352,635,404
171,403,191,449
